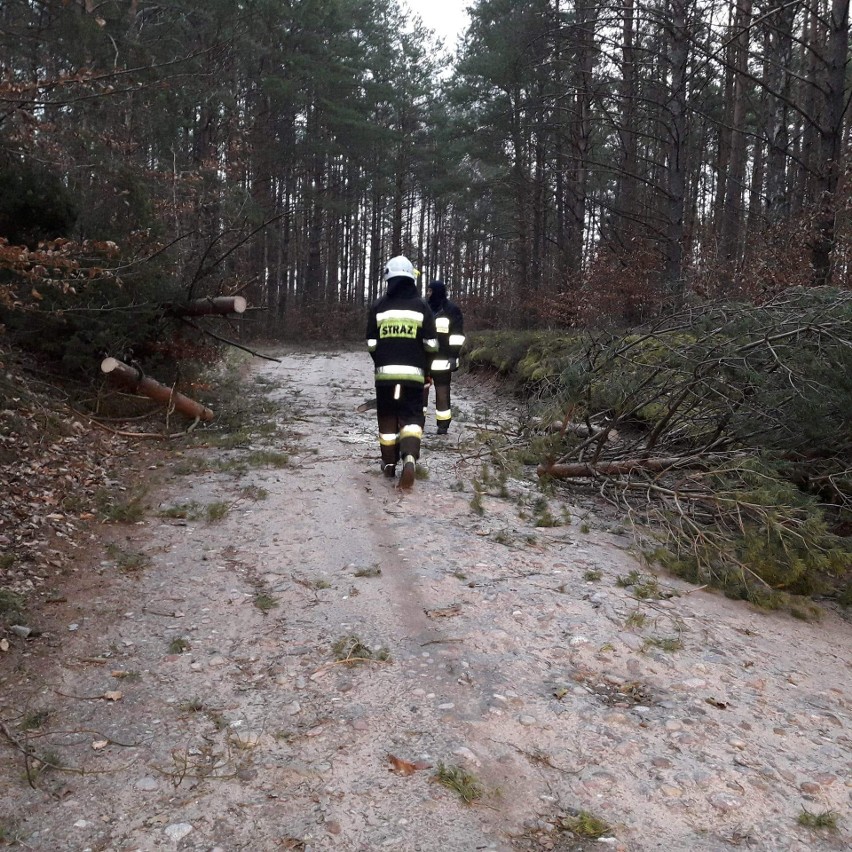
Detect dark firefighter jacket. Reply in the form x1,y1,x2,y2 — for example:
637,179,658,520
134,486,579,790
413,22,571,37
366,278,438,386
429,298,465,374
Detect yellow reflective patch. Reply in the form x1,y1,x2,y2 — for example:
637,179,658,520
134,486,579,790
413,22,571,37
379,319,419,339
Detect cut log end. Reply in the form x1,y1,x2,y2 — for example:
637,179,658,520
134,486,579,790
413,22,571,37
174,296,248,316
100,357,214,422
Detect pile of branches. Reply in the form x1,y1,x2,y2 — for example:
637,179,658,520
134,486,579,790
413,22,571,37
521,287,851,604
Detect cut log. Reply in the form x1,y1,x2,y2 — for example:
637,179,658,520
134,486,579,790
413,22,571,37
100,358,214,421
538,457,693,478
172,296,247,317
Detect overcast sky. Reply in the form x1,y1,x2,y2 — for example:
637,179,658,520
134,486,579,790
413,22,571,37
403,0,470,49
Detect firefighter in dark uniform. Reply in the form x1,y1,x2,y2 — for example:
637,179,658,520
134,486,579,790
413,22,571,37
423,280,465,434
366,256,439,489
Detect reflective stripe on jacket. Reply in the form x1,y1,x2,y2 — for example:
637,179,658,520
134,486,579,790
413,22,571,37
429,300,465,373
366,281,438,386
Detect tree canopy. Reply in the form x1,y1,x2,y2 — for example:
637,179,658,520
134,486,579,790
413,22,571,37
1,0,850,346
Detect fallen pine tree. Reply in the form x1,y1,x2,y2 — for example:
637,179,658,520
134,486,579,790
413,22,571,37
467,286,852,609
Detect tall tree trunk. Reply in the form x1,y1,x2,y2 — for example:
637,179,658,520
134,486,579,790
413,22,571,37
719,0,753,278
369,188,383,304
532,132,545,295
811,0,850,286
662,0,690,302
712,2,736,236
796,0,822,210
563,1,599,281
763,0,796,221
510,88,531,292
305,160,325,306
615,0,638,253
747,133,765,238
392,153,405,254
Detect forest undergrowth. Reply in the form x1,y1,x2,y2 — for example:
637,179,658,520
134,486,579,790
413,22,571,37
465,287,852,616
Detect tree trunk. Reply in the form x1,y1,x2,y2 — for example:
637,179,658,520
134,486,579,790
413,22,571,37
172,296,247,317
615,0,638,253
719,0,753,278
796,0,822,210
810,0,850,286
662,1,689,302
538,456,697,478
510,88,531,292
763,0,796,221
712,2,736,236
563,1,599,281
100,359,214,421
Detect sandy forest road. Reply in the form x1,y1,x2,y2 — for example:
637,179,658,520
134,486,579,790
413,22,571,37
2,348,850,851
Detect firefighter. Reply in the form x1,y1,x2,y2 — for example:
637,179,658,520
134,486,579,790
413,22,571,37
366,255,439,488
423,280,465,434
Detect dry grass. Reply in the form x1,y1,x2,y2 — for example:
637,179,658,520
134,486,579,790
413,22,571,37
331,634,390,665
560,809,612,839
432,763,482,804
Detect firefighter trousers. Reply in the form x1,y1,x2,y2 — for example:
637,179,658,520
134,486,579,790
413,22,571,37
423,372,452,430
375,383,424,468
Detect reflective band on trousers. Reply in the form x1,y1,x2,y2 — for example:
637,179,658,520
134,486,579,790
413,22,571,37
379,432,399,446
399,424,423,439
436,409,452,421
376,365,424,380
430,359,452,371
449,334,466,347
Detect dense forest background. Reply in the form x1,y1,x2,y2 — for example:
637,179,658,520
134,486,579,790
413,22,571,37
0,0,849,610
1,0,850,355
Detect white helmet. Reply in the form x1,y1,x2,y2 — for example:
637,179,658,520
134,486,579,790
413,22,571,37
384,255,416,282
